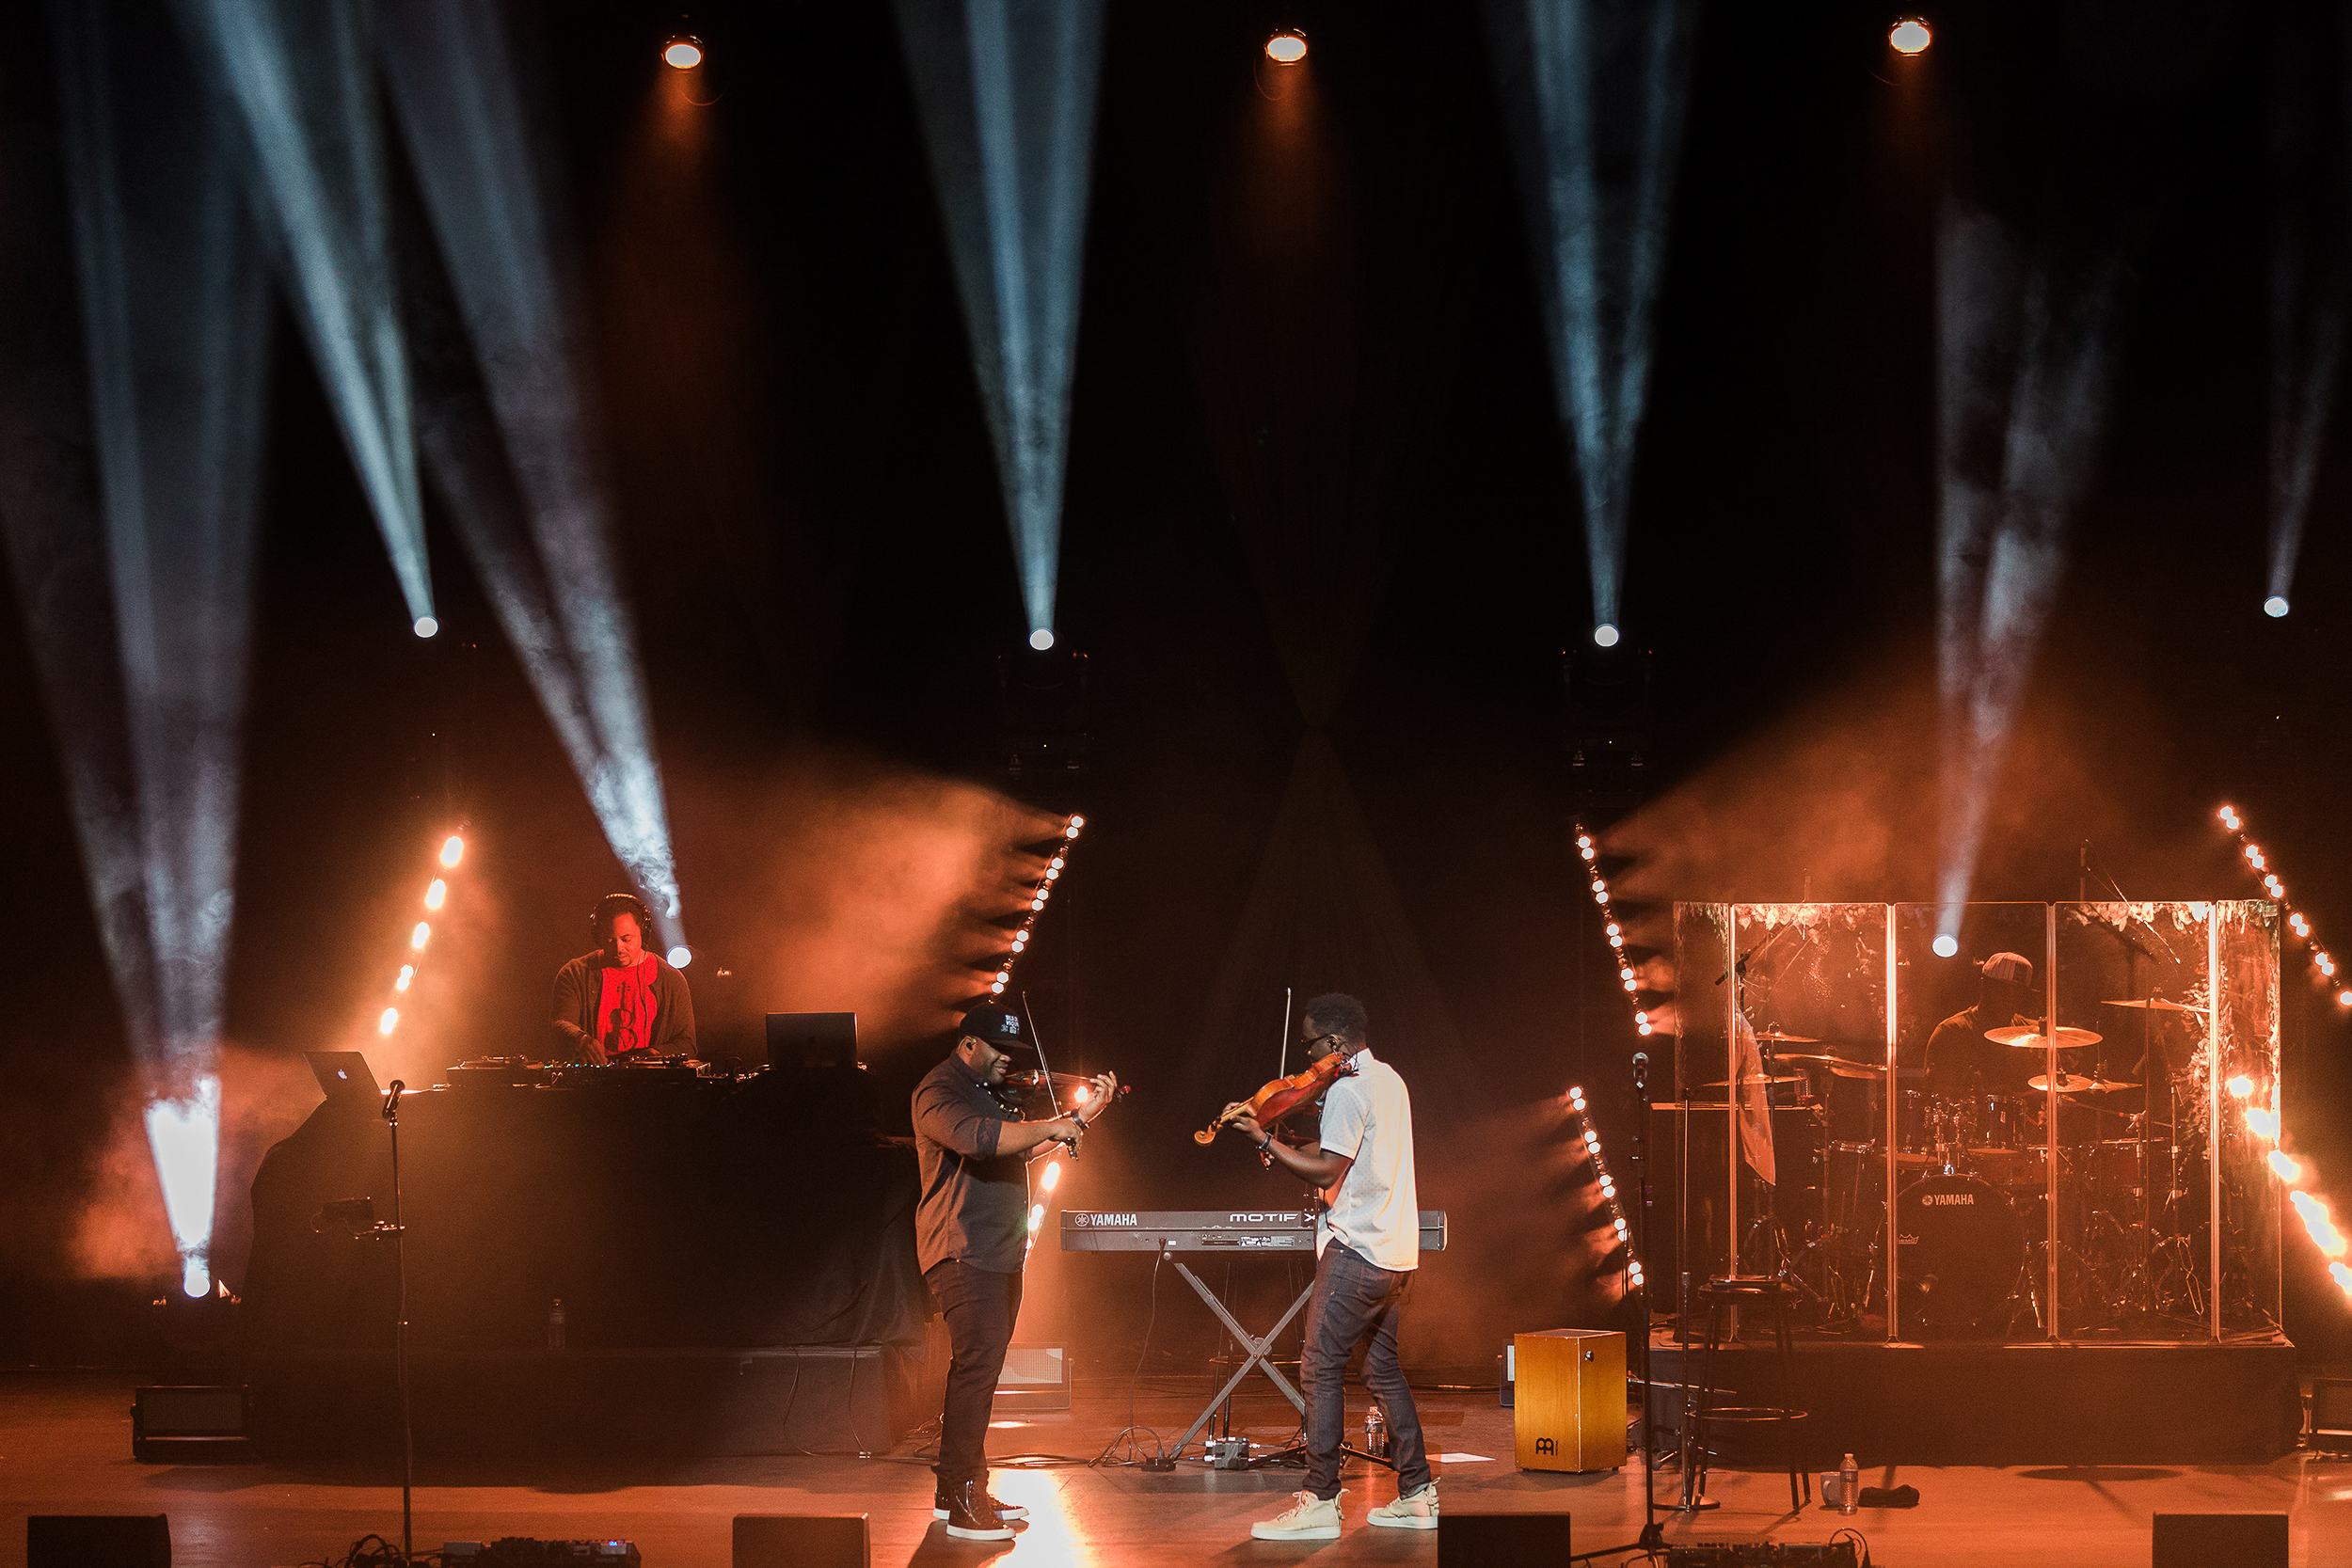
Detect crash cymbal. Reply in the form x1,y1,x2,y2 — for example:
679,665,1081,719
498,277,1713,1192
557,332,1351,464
1986,1024,2103,1050
2098,998,2209,1015
1697,1073,1808,1089
2027,1073,2138,1094
1754,1029,1820,1043
1770,1052,1851,1068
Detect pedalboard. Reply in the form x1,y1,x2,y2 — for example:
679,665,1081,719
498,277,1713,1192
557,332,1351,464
1667,1543,1863,1567
443,1540,642,1565
1205,1436,1251,1469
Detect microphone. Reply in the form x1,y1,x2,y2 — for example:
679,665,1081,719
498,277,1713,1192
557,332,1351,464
382,1080,404,1120
1631,1051,1649,1090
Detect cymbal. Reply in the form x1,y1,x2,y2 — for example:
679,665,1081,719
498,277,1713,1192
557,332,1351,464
2098,998,2209,1015
2028,1073,2138,1094
1754,1030,1820,1044
1697,1074,1808,1089
1986,1024,2103,1050
1771,1052,1851,1068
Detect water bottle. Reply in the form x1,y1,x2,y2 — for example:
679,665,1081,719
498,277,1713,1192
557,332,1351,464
1365,1403,1388,1460
548,1298,566,1351
1838,1452,1859,1514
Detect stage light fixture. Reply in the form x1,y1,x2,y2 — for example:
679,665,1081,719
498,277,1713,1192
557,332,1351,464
2216,803,2341,996
410,922,431,950
667,945,691,967
379,1007,399,1036
1593,624,1621,647
1041,1161,1061,1192
395,966,413,992
1029,628,1056,650
664,36,704,71
424,879,447,911
2265,595,2290,618
1889,17,1931,54
1931,933,1960,958
1264,28,1308,64
415,616,440,638
441,835,465,868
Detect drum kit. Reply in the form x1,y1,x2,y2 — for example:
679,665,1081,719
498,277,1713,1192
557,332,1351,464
1724,1004,2217,1339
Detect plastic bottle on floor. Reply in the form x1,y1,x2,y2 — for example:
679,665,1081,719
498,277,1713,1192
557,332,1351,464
1838,1452,1858,1513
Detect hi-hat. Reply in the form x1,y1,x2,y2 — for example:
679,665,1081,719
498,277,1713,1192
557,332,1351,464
1986,1024,2103,1050
2029,1072,2138,1094
2099,998,2209,1015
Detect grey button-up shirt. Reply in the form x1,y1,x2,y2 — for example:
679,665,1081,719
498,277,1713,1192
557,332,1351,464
913,1053,1032,1274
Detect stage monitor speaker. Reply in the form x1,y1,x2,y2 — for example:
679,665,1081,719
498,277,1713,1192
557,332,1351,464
2312,1376,2352,1442
2150,1513,2286,1568
133,1386,253,1463
1439,1511,1568,1565
1513,1329,1626,1473
733,1513,868,1568
28,1514,170,1568
995,1344,1071,1411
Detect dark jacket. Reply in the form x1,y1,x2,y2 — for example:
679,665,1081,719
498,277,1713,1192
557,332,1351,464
549,952,696,1061
913,1054,1032,1274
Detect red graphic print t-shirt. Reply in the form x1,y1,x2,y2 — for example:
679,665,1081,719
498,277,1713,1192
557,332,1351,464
595,956,660,1056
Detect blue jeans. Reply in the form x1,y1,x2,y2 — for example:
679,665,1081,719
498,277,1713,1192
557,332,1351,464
1302,1242,1430,1498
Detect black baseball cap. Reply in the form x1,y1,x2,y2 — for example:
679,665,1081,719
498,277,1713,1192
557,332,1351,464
958,1005,1036,1051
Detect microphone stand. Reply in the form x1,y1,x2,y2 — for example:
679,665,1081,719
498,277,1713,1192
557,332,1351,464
381,1081,414,1561
1581,1050,1668,1563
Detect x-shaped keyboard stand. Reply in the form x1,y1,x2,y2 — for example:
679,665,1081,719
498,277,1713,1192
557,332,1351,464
1167,1247,1314,1456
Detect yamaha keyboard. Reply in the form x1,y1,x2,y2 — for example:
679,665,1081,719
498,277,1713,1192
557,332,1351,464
1060,1210,1447,1253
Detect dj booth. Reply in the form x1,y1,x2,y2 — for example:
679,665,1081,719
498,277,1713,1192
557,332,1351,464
244,1061,927,1459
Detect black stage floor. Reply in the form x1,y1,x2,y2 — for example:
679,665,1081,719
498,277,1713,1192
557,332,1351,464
5,1369,2344,1566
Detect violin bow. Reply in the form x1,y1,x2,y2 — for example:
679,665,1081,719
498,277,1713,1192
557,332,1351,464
1279,986,1293,1078
1020,990,1082,1159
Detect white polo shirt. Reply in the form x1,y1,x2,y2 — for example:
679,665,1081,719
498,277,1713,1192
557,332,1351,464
1313,1047,1419,1271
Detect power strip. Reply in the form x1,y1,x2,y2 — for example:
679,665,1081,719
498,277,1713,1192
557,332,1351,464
1667,1543,1863,1567
443,1540,642,1565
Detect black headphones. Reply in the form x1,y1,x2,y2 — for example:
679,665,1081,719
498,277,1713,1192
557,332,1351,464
590,893,653,943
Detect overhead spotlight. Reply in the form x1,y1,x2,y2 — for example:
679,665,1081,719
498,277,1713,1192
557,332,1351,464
1264,28,1308,64
440,835,465,868
1889,16,1931,55
2265,595,2290,618
1593,623,1621,648
666,944,691,967
1029,628,1056,650
414,616,438,638
663,35,704,71
1932,933,1960,958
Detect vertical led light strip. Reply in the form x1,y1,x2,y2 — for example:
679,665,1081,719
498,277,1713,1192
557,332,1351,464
375,832,464,1041
2216,804,2349,1006
1565,1085,1643,1298
988,814,1084,997
1574,824,1655,1037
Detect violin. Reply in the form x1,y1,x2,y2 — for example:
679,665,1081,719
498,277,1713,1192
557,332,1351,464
1000,1069,1134,1106
1194,1049,1358,1159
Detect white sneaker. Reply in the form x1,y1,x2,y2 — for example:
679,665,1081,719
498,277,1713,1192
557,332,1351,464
1251,1490,1343,1540
1366,1481,1439,1529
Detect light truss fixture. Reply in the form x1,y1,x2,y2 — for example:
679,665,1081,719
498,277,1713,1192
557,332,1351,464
375,829,465,1038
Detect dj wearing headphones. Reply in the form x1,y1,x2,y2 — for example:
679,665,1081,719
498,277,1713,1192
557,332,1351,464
549,894,697,1062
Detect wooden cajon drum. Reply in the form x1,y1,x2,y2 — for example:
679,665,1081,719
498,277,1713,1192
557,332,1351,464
1512,1329,1625,1473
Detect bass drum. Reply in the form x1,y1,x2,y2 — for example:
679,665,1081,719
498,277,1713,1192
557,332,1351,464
1891,1173,2024,1337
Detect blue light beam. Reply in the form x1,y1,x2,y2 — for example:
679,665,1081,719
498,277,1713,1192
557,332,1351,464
2264,28,2345,621
1934,200,2122,938
897,0,1108,643
1487,0,1698,633
169,0,435,633
379,0,685,950
50,0,272,1296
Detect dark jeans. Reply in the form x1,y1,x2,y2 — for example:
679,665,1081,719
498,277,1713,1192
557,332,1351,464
1302,1242,1431,1498
926,1259,1024,1488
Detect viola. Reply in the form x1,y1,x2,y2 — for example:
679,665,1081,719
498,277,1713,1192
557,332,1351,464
1194,1050,1357,1156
